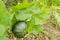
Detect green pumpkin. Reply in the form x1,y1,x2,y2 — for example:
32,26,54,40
12,21,28,38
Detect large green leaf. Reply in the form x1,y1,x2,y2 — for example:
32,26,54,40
0,35,8,40
0,0,6,13
0,0,12,36
12,0,36,12
0,0,12,26
28,17,44,34
28,25,43,34
0,24,7,36
15,10,32,21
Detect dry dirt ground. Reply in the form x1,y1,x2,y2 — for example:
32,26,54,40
8,20,60,40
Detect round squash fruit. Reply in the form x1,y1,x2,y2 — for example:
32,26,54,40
12,21,28,38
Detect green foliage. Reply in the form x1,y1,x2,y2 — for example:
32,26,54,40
0,0,60,39
12,0,36,12
15,10,32,21
0,0,12,40
0,24,7,35
0,34,8,40
0,0,12,26
28,16,44,34
11,0,51,35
